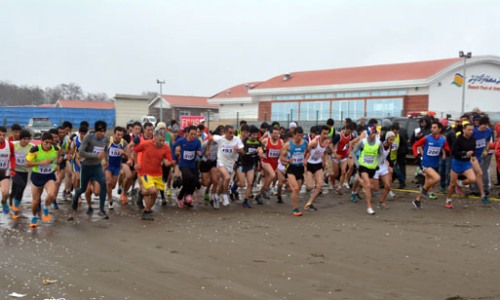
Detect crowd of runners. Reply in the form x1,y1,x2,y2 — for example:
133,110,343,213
0,107,498,228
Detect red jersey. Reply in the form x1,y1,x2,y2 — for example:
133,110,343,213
134,140,172,176
0,140,16,174
262,138,282,168
333,131,354,159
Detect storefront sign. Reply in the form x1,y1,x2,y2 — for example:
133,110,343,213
452,73,500,91
180,115,204,129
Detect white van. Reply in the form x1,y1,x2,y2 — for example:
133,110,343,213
141,115,157,127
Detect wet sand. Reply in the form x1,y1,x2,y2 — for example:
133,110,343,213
1,178,500,300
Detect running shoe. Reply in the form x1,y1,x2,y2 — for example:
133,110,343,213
336,185,343,195
263,190,270,200
108,201,114,210
185,194,193,205
454,185,463,196
255,195,263,205
292,208,303,216
367,207,375,215
222,194,230,207
213,194,220,209
52,200,59,210
42,207,51,222
277,195,284,204
2,202,9,214
141,211,154,221
445,200,453,209
419,186,428,200
87,207,94,215
350,193,358,203
412,199,421,209
355,193,363,201
10,203,21,219
377,202,388,209
429,192,437,200
388,190,396,199
117,187,122,195
175,198,185,209
166,189,171,197
242,200,251,208
342,182,350,190
161,198,168,206
304,203,318,211
121,193,127,205
481,196,491,205
30,216,39,228
98,210,109,219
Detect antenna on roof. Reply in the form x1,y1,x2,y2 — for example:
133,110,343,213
283,73,291,81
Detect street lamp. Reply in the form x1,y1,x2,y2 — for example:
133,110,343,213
459,51,472,114
156,79,165,122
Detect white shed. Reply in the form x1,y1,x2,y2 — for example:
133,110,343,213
114,94,151,126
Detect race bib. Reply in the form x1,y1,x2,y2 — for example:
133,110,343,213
39,164,53,174
248,147,257,154
0,159,8,169
292,153,304,164
109,147,121,157
363,155,375,165
476,139,486,149
221,144,234,154
427,146,441,156
183,150,195,160
16,157,26,166
268,149,280,158
93,146,104,154
391,143,399,150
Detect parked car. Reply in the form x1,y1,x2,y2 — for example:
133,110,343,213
141,115,157,127
392,117,421,158
25,117,53,140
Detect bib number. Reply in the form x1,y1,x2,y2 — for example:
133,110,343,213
268,149,280,158
476,139,486,149
183,150,195,160
93,146,104,154
109,147,121,157
221,145,233,154
16,157,25,166
363,155,375,165
39,164,52,174
427,146,440,156
292,153,304,164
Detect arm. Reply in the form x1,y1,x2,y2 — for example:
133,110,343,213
280,142,290,165
8,141,16,172
412,136,426,157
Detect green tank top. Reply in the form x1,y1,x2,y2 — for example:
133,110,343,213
14,142,32,173
358,139,380,169
33,145,58,174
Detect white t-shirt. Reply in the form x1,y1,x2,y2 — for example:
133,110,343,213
213,135,244,167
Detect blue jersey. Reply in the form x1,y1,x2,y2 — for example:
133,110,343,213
288,140,308,166
108,140,125,168
473,126,492,159
173,137,202,169
421,134,446,168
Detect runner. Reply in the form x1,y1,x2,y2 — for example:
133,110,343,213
0,126,15,215
25,132,58,228
372,131,395,209
238,126,263,208
10,130,33,219
212,125,244,208
156,122,172,205
303,125,330,211
200,126,221,206
68,126,88,206
172,125,202,208
132,129,173,220
69,120,110,220
105,126,129,209
446,123,477,208
331,122,356,193
258,126,283,204
412,121,449,209
471,116,492,204
280,126,308,217
351,124,385,215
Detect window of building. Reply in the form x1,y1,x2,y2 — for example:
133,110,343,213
299,101,330,121
271,102,299,121
275,95,303,101
331,99,364,120
366,98,403,117
178,110,191,117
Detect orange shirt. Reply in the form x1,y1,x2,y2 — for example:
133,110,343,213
133,140,172,176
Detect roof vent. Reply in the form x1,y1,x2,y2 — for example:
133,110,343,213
226,90,231,96
244,83,249,90
283,73,292,81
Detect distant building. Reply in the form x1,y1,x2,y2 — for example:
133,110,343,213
114,94,151,127
55,99,115,109
148,94,218,124
208,82,262,122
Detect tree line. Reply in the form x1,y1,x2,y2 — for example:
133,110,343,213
0,81,110,106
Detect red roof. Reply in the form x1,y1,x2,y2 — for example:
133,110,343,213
56,99,115,109
255,58,462,89
161,95,217,108
210,82,263,99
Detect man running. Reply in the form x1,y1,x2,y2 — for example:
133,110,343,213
105,127,130,209
259,126,283,203
0,126,16,215
239,126,263,208
10,130,33,219
331,122,356,194
25,132,58,228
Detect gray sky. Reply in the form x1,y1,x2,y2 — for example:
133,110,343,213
1,0,499,98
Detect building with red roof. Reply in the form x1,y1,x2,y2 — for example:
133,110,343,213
245,55,500,122
208,82,262,122
148,94,218,124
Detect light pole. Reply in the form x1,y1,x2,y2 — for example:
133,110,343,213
459,51,472,114
156,79,165,122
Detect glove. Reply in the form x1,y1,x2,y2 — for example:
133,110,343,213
415,155,422,165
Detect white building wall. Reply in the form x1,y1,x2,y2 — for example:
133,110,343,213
429,62,500,118
218,103,259,121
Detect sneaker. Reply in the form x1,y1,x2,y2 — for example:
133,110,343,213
213,194,220,209
342,182,350,190
185,194,193,205
377,202,388,209
87,206,94,215
141,211,154,221
52,200,59,210
367,207,375,215
457,180,464,187
204,192,210,202
255,195,263,205
429,192,437,200
166,189,171,197
42,207,51,222
420,186,428,200
412,199,421,209
30,216,39,228
120,193,127,205
98,210,109,219
175,198,185,209
222,194,230,206
10,208,21,219
445,201,453,209
263,190,270,200
242,200,251,208
161,198,168,206
304,203,318,211
2,202,10,214
108,201,114,210
336,185,343,194
388,190,396,199
292,208,303,216
481,196,491,205
454,185,463,196
117,187,122,195
350,193,358,203
277,195,284,204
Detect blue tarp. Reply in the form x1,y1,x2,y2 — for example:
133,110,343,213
0,107,115,128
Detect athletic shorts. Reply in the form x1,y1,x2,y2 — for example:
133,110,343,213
306,162,323,174
286,164,305,181
239,163,256,173
277,162,286,174
141,175,165,191
0,170,10,181
106,164,121,176
72,159,81,173
332,157,348,164
373,163,389,179
262,159,279,172
200,159,217,173
358,165,377,179
217,162,234,174
31,172,56,188
422,165,439,173
451,159,472,174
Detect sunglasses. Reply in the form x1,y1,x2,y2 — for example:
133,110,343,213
96,128,106,132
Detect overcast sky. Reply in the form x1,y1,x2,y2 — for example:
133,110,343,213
1,0,499,98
